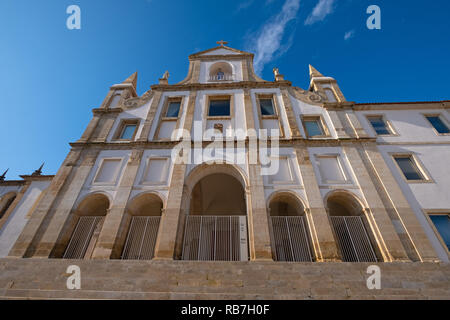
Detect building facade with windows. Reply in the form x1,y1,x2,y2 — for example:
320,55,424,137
0,44,449,299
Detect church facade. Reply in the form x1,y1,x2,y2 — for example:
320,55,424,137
0,43,449,299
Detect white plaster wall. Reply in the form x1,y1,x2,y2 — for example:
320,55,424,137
378,144,450,261
289,94,338,139
250,88,291,139
0,180,50,257
199,60,243,83
356,109,450,143
107,98,153,142
0,185,22,198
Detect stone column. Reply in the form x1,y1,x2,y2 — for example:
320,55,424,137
326,108,350,139
153,163,187,259
30,149,101,258
295,146,340,261
362,142,439,262
138,90,163,141
91,111,120,143
247,163,273,261
90,149,143,259
280,88,301,138
153,91,197,259
8,148,84,258
342,142,410,261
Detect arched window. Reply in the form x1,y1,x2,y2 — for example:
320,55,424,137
268,193,313,262
208,62,233,81
62,194,109,259
181,166,248,261
326,191,378,262
120,193,163,260
0,192,17,219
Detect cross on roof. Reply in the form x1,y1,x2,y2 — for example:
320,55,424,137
216,40,228,46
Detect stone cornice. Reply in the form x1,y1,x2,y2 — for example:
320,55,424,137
92,107,123,115
19,175,55,181
150,80,292,91
189,54,253,61
69,136,376,149
354,100,450,111
0,180,26,186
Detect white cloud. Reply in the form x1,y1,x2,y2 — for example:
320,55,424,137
247,0,301,74
305,0,335,25
236,0,255,12
344,30,355,40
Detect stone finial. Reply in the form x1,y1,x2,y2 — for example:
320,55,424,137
309,65,324,79
273,67,284,81
0,168,8,181
32,163,44,176
159,71,169,85
216,40,228,46
123,71,138,88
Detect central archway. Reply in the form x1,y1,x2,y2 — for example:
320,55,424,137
180,164,249,261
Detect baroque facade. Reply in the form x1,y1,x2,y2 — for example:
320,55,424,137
0,43,449,299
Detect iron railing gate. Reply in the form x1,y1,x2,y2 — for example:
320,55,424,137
182,216,248,261
121,216,161,260
271,216,313,262
330,216,377,262
63,216,104,259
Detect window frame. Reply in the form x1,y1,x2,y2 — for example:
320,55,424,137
267,156,294,185
255,93,285,138
314,154,350,185
301,115,330,138
155,96,185,141
92,157,123,185
113,119,140,141
423,210,450,256
366,114,397,136
391,153,433,183
423,113,450,136
206,95,233,120
140,157,170,186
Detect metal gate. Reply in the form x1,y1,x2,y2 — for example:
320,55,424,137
271,216,313,262
330,216,377,262
182,216,248,261
63,216,104,259
121,216,161,260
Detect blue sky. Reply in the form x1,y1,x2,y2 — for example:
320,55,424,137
1,0,449,179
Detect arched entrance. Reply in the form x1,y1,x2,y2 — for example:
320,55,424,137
119,193,163,260
62,193,110,259
268,192,313,262
181,165,248,261
326,191,378,262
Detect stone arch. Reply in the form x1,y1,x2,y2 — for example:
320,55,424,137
267,190,306,217
267,191,314,262
324,189,380,262
0,192,17,219
208,61,234,81
56,192,111,259
113,192,165,260
176,163,249,261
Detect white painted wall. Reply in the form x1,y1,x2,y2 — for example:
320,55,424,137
0,180,50,257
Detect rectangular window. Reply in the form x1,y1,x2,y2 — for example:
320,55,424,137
367,116,391,135
94,159,121,183
429,214,450,250
166,101,181,118
303,116,326,137
209,98,230,117
425,115,450,134
269,157,292,184
115,119,139,140
143,158,169,184
393,155,426,181
316,155,346,183
259,98,275,116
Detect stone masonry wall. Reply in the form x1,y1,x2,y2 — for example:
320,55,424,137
0,258,448,300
